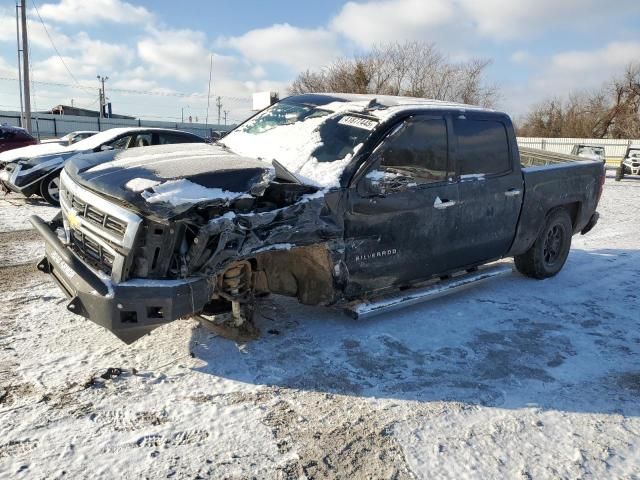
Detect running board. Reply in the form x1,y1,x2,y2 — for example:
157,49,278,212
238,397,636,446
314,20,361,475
344,263,514,320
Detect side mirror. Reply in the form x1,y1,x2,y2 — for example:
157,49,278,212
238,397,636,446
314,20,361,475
100,144,114,151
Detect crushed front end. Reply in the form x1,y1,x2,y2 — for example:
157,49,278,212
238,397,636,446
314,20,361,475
32,168,344,343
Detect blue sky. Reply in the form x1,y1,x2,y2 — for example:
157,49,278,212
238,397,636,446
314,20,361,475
0,0,639,125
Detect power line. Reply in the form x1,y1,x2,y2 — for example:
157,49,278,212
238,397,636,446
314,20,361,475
31,0,79,85
0,76,251,103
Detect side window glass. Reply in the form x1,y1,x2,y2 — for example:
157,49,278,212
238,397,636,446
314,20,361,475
108,135,133,149
455,119,510,176
132,133,152,148
158,132,198,144
372,117,448,186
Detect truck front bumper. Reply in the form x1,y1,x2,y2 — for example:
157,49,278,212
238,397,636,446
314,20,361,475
30,215,212,344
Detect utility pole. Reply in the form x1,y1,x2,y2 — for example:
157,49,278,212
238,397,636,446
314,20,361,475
205,54,213,127
97,75,108,117
15,2,24,128
20,0,32,133
216,96,222,126
223,110,229,126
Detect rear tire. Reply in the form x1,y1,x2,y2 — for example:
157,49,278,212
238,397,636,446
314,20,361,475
514,208,572,279
40,172,61,206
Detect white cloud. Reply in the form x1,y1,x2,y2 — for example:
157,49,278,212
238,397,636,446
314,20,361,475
138,27,237,83
0,14,72,50
35,0,151,25
510,50,532,64
223,23,342,72
501,41,640,116
331,0,640,47
550,41,640,74
331,0,455,48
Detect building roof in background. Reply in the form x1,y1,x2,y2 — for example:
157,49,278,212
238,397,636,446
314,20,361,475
43,105,135,120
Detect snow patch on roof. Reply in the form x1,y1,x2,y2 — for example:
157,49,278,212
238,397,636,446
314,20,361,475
141,179,246,207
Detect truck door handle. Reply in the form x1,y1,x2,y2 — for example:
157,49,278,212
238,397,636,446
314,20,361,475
434,199,456,210
504,189,521,197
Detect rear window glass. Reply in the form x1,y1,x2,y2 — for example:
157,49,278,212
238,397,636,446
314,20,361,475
455,119,510,175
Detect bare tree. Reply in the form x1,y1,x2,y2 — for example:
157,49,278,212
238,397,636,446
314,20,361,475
518,63,640,138
289,41,498,107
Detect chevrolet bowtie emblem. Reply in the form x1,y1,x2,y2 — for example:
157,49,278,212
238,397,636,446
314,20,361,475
66,210,81,229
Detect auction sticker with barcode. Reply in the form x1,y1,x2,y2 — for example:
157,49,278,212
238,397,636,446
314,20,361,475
338,115,378,130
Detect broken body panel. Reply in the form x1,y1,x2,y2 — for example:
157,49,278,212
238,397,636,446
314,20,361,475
31,94,605,343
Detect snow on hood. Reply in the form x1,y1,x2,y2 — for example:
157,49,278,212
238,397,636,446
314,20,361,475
222,100,372,188
0,141,73,162
141,178,248,207
65,143,276,219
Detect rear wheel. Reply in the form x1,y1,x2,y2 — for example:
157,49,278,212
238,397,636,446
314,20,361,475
514,208,572,279
615,165,624,181
40,172,61,206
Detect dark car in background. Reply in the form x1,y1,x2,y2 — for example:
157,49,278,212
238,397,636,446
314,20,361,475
0,127,205,205
0,125,37,153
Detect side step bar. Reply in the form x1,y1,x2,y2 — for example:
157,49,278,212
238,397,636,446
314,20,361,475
344,263,514,320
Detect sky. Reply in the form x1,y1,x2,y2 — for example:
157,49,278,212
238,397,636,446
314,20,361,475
0,0,639,125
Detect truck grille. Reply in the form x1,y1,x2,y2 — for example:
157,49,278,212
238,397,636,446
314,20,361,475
65,190,128,239
70,228,115,275
59,170,142,283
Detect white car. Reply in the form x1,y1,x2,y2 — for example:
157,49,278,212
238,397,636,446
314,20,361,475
0,127,205,205
571,144,606,163
40,131,98,146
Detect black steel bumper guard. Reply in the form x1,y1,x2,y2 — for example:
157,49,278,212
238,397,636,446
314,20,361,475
30,215,211,343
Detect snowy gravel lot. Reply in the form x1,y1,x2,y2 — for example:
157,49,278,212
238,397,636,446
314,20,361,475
0,174,639,479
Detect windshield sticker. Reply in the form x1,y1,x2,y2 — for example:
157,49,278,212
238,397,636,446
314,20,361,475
338,115,378,130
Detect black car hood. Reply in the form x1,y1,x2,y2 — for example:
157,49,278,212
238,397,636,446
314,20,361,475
64,143,275,219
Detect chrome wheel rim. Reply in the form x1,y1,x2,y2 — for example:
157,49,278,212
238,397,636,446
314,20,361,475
48,176,60,202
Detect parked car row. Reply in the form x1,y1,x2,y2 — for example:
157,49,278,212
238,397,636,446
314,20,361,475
17,93,605,345
0,127,205,205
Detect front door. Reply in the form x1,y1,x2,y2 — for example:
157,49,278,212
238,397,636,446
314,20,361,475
343,115,460,298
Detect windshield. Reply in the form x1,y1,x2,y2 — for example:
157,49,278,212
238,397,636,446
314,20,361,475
222,99,377,187
627,149,640,158
69,128,137,151
577,146,604,157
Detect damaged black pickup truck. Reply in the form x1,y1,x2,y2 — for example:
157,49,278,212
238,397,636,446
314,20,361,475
30,94,605,343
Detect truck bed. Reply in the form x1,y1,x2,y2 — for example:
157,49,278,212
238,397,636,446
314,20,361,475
519,147,582,167
508,147,604,256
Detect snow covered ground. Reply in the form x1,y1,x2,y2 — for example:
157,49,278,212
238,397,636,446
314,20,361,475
0,173,639,479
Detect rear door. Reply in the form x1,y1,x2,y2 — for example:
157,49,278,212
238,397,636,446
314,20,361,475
450,115,522,267
344,114,460,296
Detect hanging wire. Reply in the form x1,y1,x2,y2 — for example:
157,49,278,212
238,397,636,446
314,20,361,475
30,0,80,85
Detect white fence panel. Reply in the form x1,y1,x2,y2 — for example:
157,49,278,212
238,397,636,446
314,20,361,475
517,137,638,159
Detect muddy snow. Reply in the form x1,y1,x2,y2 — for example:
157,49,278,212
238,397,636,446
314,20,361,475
0,174,639,479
